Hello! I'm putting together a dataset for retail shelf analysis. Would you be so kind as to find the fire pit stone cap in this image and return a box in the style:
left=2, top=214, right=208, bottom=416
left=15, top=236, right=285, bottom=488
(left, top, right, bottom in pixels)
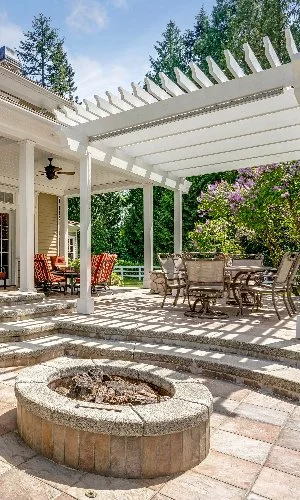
left=15, top=358, right=213, bottom=436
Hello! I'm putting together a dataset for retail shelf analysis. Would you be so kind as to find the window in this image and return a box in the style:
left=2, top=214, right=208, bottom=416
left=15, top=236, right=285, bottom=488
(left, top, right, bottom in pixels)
left=68, top=236, right=76, bottom=261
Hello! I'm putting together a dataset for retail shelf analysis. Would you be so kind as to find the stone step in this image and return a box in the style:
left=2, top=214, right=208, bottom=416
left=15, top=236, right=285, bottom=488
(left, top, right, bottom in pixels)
left=0, top=291, right=44, bottom=304
left=56, top=315, right=300, bottom=368
left=0, top=334, right=300, bottom=401
left=0, top=298, right=76, bottom=322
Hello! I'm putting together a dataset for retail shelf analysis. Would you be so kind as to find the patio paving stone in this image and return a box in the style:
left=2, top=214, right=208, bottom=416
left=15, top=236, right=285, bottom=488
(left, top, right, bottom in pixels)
left=158, top=470, right=246, bottom=499
left=193, top=450, right=261, bottom=489
left=231, top=402, right=290, bottom=426
left=277, top=427, right=300, bottom=451
left=266, top=445, right=300, bottom=476
left=0, top=431, right=37, bottom=466
left=211, top=429, right=272, bottom=464
left=219, top=415, right=281, bottom=442
left=251, top=466, right=300, bottom=499
left=64, top=473, right=155, bottom=500
left=0, top=468, right=63, bottom=499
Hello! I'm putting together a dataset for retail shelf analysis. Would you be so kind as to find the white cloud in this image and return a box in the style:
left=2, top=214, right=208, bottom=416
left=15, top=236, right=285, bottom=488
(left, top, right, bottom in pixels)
left=70, top=51, right=148, bottom=101
left=0, top=13, right=23, bottom=49
left=66, top=0, right=108, bottom=33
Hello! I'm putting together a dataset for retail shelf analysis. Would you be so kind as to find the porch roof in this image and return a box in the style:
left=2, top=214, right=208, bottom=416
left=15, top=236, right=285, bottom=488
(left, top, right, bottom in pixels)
left=60, top=29, right=300, bottom=183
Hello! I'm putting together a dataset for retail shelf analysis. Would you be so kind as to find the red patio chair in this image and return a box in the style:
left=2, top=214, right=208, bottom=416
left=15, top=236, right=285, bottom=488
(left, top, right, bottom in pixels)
left=0, top=267, right=6, bottom=289
left=93, top=253, right=117, bottom=291
left=34, top=254, right=66, bottom=295
left=75, top=253, right=117, bottom=294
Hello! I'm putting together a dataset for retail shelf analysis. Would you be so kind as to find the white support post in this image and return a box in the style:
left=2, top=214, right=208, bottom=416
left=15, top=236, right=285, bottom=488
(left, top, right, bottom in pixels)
left=77, top=153, right=94, bottom=314
left=19, top=140, right=36, bottom=292
left=296, top=316, right=300, bottom=338
left=143, top=185, right=153, bottom=288
left=59, top=196, right=69, bottom=261
left=174, top=190, right=182, bottom=254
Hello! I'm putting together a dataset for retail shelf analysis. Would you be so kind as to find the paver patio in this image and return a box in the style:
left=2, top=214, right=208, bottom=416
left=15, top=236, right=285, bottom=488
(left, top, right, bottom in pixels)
left=0, top=364, right=299, bottom=499
left=0, top=287, right=299, bottom=499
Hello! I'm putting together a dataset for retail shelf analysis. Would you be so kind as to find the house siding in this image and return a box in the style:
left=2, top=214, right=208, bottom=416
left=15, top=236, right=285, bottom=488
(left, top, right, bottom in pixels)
left=38, top=193, right=58, bottom=258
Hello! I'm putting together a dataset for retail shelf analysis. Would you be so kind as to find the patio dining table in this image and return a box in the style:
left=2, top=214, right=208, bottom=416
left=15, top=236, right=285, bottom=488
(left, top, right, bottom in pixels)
left=225, top=265, right=272, bottom=306
left=53, top=270, right=80, bottom=295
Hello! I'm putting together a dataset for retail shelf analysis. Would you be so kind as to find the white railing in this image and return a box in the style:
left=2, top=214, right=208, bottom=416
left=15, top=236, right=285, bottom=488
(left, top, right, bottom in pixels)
left=114, top=265, right=160, bottom=281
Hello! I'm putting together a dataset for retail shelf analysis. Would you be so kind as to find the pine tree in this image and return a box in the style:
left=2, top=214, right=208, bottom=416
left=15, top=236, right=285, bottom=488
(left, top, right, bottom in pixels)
left=146, top=21, right=186, bottom=84
left=17, top=13, right=77, bottom=99
left=184, top=6, right=211, bottom=70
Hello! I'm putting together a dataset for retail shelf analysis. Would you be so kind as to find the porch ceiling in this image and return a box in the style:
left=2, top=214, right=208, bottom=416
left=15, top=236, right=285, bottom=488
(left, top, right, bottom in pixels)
left=0, top=139, right=144, bottom=197
left=60, top=29, right=300, bottom=181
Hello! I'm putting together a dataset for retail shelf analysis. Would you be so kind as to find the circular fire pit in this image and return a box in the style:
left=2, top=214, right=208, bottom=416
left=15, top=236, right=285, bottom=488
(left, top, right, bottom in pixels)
left=15, top=358, right=212, bottom=478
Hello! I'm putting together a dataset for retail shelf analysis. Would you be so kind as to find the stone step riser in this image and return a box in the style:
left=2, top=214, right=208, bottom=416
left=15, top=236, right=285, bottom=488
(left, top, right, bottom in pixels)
left=0, top=292, right=44, bottom=304
left=0, top=309, right=74, bottom=323
left=0, top=340, right=299, bottom=402
left=61, top=328, right=300, bottom=368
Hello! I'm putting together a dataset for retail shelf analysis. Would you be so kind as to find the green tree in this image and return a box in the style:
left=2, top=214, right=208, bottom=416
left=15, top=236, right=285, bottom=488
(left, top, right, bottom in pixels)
left=184, top=6, right=211, bottom=69
left=146, top=20, right=187, bottom=84
left=17, top=13, right=77, bottom=99
left=68, top=192, right=124, bottom=258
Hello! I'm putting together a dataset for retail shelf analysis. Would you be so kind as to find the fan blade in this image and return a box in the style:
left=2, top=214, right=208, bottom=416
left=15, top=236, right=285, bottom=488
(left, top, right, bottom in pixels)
left=57, top=171, right=75, bottom=175
left=54, top=166, right=62, bottom=172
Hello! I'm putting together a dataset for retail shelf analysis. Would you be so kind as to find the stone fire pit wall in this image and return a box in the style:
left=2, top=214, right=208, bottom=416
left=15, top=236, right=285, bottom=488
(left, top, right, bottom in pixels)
left=15, top=358, right=213, bottom=479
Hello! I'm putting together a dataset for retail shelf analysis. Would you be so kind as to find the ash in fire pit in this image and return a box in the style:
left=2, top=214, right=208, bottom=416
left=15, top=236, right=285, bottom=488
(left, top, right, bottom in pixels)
left=53, top=368, right=170, bottom=405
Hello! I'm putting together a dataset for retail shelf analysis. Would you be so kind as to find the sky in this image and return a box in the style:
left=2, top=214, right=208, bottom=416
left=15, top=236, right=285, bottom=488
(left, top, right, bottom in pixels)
left=0, top=0, right=215, bottom=100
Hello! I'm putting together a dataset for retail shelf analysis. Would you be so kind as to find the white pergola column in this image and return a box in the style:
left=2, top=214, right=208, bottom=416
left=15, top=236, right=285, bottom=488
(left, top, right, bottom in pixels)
left=143, top=185, right=153, bottom=288
left=59, top=196, right=68, bottom=261
left=77, top=153, right=94, bottom=314
left=174, top=190, right=182, bottom=254
left=19, top=140, right=35, bottom=292
left=296, top=317, right=300, bottom=338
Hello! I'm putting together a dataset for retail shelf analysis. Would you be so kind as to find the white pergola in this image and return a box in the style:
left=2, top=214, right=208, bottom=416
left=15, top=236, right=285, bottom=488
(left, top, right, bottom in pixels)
left=6, top=29, right=300, bottom=333
left=55, top=29, right=300, bottom=323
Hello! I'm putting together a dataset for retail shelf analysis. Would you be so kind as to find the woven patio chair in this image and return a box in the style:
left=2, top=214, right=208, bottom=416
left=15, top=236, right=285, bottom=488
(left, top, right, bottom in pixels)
left=157, top=253, right=186, bottom=308
left=238, top=252, right=298, bottom=319
left=182, top=254, right=227, bottom=318
left=34, top=254, right=66, bottom=295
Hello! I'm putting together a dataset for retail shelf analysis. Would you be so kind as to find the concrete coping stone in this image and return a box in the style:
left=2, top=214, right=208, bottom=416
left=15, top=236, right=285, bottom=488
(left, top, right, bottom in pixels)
left=15, top=358, right=213, bottom=436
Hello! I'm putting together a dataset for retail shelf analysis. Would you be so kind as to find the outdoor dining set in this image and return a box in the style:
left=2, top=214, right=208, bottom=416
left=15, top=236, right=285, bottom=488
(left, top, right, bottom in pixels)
left=157, top=252, right=300, bottom=320
left=33, top=253, right=117, bottom=296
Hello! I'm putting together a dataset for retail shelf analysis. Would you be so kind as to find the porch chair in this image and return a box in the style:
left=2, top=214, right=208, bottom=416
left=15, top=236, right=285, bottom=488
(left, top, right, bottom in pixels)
left=50, top=255, right=67, bottom=271
left=238, top=252, right=298, bottom=319
left=183, top=254, right=227, bottom=318
left=34, top=254, right=66, bottom=295
left=157, top=253, right=186, bottom=308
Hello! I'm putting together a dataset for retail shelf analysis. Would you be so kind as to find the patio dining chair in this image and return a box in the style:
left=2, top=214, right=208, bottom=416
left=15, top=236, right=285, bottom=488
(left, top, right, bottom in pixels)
left=157, top=253, right=186, bottom=308
left=182, top=254, right=227, bottom=318
left=50, top=255, right=67, bottom=271
left=238, top=252, right=298, bottom=319
left=34, top=254, right=66, bottom=295
left=74, top=253, right=117, bottom=294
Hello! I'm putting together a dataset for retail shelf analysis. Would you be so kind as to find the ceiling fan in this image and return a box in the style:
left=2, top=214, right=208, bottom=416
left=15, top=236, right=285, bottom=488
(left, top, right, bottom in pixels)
left=40, top=158, right=75, bottom=180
